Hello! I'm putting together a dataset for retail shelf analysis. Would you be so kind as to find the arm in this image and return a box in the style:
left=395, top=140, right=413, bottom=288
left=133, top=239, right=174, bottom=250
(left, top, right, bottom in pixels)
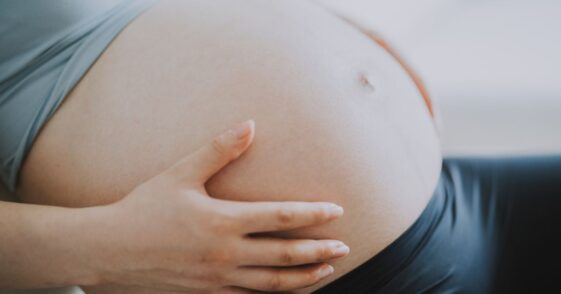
left=1, top=120, right=349, bottom=292
left=0, top=200, right=100, bottom=287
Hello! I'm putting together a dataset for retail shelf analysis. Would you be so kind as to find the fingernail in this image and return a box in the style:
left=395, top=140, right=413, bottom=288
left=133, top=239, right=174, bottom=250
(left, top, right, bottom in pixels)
left=232, top=120, right=255, bottom=139
left=330, top=242, right=350, bottom=256
left=319, top=265, right=334, bottom=278
left=327, top=204, right=344, bottom=217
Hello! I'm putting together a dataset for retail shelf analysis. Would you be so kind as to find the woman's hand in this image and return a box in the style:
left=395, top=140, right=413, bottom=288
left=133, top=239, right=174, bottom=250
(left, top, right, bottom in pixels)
left=88, top=120, right=349, bottom=293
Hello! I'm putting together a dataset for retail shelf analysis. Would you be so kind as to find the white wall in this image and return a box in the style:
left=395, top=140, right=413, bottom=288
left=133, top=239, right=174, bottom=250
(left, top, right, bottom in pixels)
left=320, top=0, right=561, bottom=155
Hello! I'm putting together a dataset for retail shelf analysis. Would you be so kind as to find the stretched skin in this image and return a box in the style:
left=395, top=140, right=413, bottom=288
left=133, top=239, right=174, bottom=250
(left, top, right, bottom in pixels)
left=17, top=1, right=442, bottom=293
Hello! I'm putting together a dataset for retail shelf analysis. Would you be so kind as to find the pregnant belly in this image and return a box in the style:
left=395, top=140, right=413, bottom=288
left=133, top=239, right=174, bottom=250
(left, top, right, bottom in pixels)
left=17, top=0, right=442, bottom=292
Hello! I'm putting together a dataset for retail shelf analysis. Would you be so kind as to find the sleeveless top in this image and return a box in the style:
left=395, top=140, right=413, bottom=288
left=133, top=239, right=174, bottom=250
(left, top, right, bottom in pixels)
left=0, top=0, right=157, bottom=191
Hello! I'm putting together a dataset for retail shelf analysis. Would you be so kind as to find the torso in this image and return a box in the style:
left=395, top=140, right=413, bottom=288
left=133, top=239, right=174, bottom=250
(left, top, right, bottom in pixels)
left=17, top=1, right=442, bottom=292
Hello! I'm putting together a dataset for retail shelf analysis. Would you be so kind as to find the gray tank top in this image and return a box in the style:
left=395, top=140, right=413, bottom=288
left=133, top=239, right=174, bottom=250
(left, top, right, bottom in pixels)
left=0, top=0, right=157, bottom=191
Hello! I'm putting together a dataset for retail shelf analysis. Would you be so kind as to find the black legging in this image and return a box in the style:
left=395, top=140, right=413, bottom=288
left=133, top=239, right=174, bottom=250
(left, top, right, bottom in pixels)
left=315, top=156, right=561, bottom=294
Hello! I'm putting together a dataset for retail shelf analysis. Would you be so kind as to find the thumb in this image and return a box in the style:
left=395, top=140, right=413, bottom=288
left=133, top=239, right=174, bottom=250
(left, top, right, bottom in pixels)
left=166, top=120, right=255, bottom=184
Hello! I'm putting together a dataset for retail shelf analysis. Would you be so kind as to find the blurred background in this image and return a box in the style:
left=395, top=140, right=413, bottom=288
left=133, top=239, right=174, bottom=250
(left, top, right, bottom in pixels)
left=2, top=0, right=560, bottom=293
left=321, top=0, right=561, bottom=155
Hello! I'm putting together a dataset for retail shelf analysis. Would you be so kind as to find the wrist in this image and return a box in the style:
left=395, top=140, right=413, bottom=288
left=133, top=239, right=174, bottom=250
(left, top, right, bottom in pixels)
left=38, top=205, right=112, bottom=287
left=0, top=201, right=113, bottom=288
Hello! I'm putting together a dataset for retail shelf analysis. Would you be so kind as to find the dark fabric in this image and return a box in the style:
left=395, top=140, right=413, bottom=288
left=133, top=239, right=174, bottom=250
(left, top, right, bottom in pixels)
left=315, top=156, right=561, bottom=294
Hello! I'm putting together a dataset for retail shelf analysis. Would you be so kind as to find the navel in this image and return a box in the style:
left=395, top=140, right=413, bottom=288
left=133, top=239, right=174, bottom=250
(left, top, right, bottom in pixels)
left=358, top=72, right=376, bottom=92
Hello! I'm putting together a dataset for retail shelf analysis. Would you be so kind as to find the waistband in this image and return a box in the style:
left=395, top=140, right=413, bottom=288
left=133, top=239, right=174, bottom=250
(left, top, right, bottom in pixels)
left=314, top=170, right=450, bottom=293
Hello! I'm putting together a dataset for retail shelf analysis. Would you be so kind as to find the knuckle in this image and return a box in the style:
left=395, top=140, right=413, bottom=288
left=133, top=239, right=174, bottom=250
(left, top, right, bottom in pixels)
left=266, top=274, right=283, bottom=291
left=276, top=208, right=296, bottom=225
left=211, top=136, right=231, bottom=159
left=307, top=269, right=323, bottom=284
left=313, top=208, right=330, bottom=223
left=316, top=245, right=333, bottom=262
left=216, top=206, right=243, bottom=231
left=279, top=248, right=294, bottom=265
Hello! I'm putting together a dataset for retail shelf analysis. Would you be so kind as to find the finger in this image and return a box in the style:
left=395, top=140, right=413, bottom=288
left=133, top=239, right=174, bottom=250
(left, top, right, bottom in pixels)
left=217, top=286, right=262, bottom=294
left=166, top=120, right=255, bottom=184
left=225, top=201, right=344, bottom=233
left=238, top=237, right=350, bottom=266
left=227, top=263, right=334, bottom=292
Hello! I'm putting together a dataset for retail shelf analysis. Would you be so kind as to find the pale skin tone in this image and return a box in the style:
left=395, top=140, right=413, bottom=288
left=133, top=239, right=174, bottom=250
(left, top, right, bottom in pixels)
left=0, top=120, right=350, bottom=293
left=15, top=1, right=443, bottom=293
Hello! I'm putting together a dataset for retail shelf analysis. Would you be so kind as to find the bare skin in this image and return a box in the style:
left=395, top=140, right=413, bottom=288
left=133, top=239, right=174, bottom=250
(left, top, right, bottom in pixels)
left=17, top=0, right=442, bottom=293
left=1, top=120, right=349, bottom=293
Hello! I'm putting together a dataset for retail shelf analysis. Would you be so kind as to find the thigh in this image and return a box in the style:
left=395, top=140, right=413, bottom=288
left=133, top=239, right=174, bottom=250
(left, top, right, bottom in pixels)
left=446, top=156, right=561, bottom=293
left=490, top=156, right=561, bottom=293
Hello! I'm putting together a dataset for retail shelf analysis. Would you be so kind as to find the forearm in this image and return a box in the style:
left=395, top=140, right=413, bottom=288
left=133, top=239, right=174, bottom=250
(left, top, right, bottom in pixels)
left=0, top=200, right=102, bottom=288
